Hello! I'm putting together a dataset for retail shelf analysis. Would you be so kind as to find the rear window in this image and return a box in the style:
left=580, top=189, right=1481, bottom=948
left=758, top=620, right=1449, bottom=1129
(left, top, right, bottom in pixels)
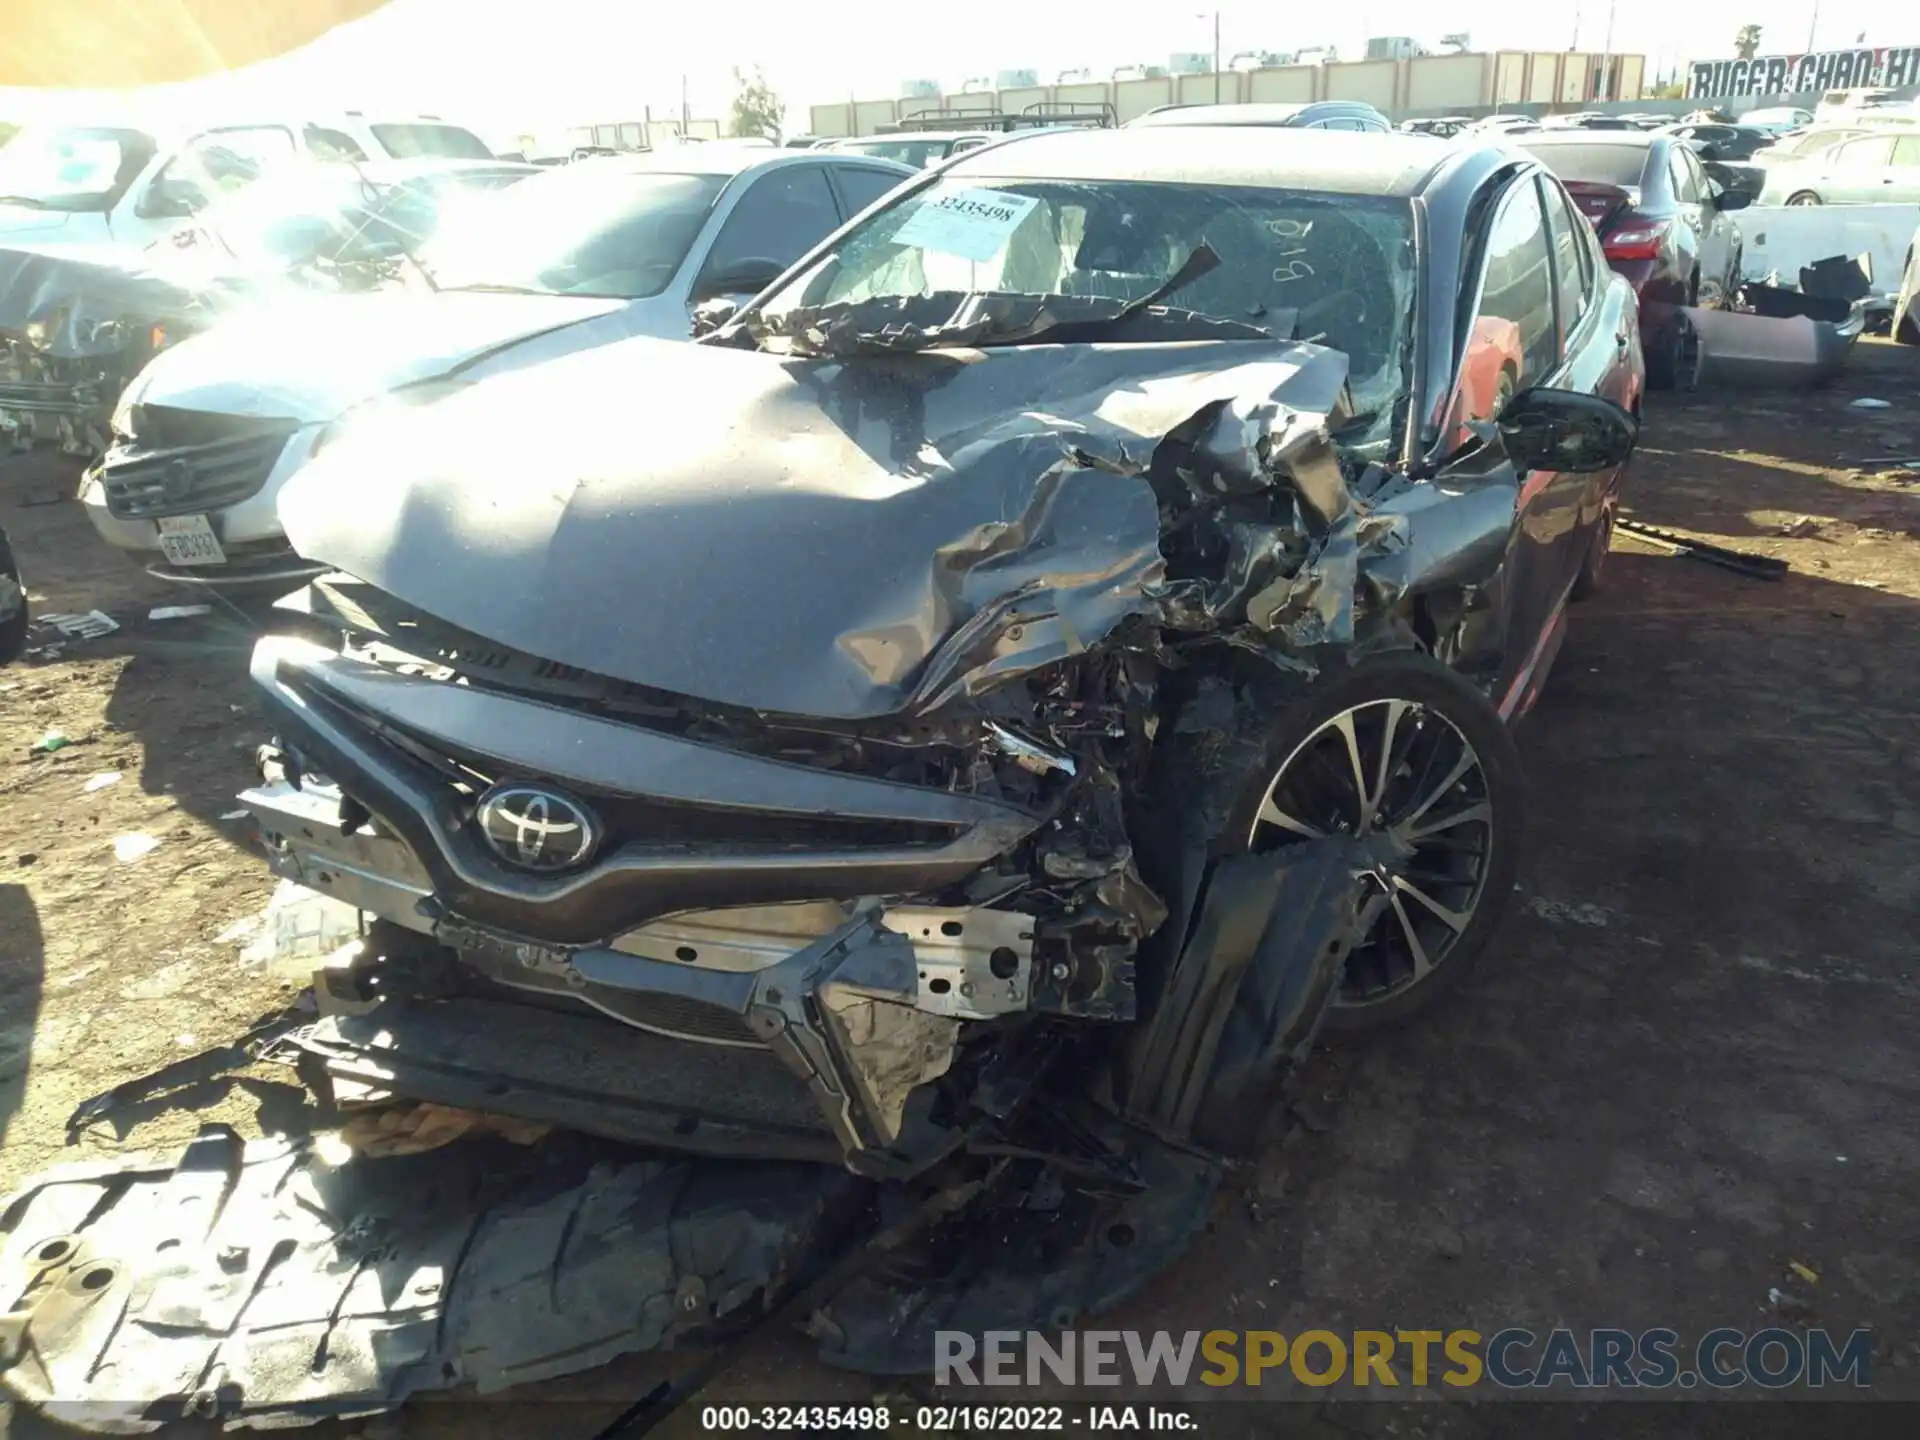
left=1518, top=143, right=1650, bottom=189
left=369, top=124, right=494, bottom=160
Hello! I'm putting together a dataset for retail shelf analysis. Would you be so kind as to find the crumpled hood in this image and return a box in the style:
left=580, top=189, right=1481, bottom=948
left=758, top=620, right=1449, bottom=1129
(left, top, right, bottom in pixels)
left=132, top=289, right=625, bottom=421
left=281, top=331, right=1514, bottom=721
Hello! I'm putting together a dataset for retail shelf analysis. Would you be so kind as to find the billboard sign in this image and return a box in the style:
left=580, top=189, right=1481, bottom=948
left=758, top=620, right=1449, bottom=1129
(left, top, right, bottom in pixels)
left=1687, top=46, right=1920, bottom=98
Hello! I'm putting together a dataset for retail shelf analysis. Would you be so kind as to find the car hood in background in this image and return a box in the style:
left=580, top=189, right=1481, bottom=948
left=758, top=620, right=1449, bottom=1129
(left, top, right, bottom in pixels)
left=132, top=290, right=627, bottom=422
left=277, top=330, right=1421, bottom=721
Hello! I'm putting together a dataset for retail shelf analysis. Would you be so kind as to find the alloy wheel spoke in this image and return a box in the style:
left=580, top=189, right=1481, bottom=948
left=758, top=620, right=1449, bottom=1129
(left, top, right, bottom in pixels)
left=1404, top=800, right=1491, bottom=843
left=1393, top=874, right=1473, bottom=932
left=1393, top=745, right=1477, bottom=833
left=1388, top=892, right=1435, bottom=980
left=1257, top=795, right=1325, bottom=839
left=1330, top=711, right=1372, bottom=831
left=1361, top=699, right=1412, bottom=834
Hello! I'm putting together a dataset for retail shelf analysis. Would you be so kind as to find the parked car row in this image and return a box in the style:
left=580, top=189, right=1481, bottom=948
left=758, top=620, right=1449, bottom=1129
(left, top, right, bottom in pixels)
left=78, top=146, right=915, bottom=585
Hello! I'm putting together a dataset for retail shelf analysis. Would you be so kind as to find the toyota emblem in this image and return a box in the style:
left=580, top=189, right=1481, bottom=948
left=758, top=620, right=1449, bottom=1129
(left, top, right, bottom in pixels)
left=473, top=783, right=601, bottom=872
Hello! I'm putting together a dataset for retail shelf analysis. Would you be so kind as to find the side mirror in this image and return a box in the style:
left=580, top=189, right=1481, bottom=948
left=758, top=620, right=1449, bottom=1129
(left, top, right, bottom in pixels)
left=1715, top=186, right=1753, bottom=211
left=690, top=296, right=740, bottom=337
left=1497, top=387, right=1638, bottom=473
left=693, top=256, right=785, bottom=302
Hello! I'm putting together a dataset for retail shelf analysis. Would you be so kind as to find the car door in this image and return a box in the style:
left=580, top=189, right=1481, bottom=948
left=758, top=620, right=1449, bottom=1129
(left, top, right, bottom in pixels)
left=687, top=163, right=845, bottom=312
left=1886, top=135, right=1920, bottom=203
left=1818, top=135, right=1898, bottom=203
left=1459, top=174, right=1584, bottom=708
left=1680, top=147, right=1739, bottom=302
left=1664, top=143, right=1714, bottom=283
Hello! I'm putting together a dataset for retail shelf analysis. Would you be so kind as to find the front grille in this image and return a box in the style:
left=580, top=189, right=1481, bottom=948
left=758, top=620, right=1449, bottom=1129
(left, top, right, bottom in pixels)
left=102, top=427, right=295, bottom=520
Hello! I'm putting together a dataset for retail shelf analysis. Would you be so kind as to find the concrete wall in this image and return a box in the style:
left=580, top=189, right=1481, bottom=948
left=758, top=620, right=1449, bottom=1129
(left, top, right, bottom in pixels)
left=808, top=50, right=1646, bottom=135
left=1493, top=52, right=1528, bottom=106
left=1405, top=52, right=1488, bottom=111
left=1248, top=66, right=1318, bottom=103
left=1525, top=54, right=1561, bottom=103
left=1114, top=76, right=1175, bottom=121
left=1324, top=60, right=1397, bottom=109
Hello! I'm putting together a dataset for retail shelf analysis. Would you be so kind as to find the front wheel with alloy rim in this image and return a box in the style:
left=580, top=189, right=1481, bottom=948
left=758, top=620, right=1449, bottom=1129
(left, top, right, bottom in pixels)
left=1223, top=652, right=1524, bottom=1032
left=1786, top=191, right=1822, bottom=206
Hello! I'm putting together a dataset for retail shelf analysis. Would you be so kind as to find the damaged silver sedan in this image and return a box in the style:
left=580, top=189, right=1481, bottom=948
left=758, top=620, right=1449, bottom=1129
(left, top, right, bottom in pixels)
left=1, top=128, right=1644, bottom=1427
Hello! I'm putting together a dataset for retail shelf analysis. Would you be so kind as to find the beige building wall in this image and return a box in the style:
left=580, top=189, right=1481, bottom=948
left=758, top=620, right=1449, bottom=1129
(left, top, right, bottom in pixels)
left=1405, top=53, right=1489, bottom=110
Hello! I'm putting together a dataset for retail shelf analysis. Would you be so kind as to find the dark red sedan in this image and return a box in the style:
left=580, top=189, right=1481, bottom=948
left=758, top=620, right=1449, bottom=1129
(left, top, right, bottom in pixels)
left=1518, top=131, right=1750, bottom=387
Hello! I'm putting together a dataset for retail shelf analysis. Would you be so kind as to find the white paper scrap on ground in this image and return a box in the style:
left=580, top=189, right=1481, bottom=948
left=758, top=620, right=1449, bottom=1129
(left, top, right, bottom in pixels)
left=113, top=833, right=160, bottom=863
left=891, top=189, right=1041, bottom=263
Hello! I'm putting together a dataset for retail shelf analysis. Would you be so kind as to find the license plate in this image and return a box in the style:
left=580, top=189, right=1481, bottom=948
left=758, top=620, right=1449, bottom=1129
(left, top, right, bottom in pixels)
left=155, top=513, right=226, bottom=567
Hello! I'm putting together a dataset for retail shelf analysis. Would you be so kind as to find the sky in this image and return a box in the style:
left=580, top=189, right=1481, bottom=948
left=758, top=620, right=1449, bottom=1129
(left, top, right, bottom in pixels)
left=0, top=0, right=1902, bottom=143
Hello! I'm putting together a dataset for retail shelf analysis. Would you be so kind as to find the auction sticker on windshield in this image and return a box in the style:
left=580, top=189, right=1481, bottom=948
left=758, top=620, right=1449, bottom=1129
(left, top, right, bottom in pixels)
left=892, top=189, right=1040, bottom=263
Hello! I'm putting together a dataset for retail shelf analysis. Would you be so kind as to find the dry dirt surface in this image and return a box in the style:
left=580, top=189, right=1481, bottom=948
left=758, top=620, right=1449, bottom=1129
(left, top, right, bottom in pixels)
left=3, top=339, right=1920, bottom=1437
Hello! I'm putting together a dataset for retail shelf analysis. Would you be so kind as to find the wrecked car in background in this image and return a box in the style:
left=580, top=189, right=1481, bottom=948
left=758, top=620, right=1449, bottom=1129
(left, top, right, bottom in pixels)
left=77, top=147, right=912, bottom=587
left=1519, top=130, right=1751, bottom=387
left=0, top=523, right=24, bottom=665
left=0, top=128, right=1643, bottom=1429
left=0, top=113, right=497, bottom=254
left=0, top=158, right=535, bottom=454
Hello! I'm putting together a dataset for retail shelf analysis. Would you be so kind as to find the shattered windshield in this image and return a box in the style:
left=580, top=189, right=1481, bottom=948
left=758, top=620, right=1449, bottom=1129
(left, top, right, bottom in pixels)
left=0, top=125, right=157, bottom=212
left=751, top=175, right=1417, bottom=447
left=419, top=167, right=726, bottom=297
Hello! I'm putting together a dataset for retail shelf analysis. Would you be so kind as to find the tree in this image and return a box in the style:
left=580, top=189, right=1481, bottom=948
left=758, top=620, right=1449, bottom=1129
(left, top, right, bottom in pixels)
left=0, top=122, right=16, bottom=148
left=729, top=68, right=784, bottom=141
left=1734, top=24, right=1763, bottom=60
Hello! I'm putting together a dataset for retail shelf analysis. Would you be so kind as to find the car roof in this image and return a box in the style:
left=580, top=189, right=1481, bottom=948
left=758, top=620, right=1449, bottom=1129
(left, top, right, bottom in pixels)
left=1518, top=129, right=1656, bottom=150
left=828, top=132, right=993, bottom=148
left=942, top=126, right=1447, bottom=195
left=1130, top=101, right=1379, bottom=128
left=580, top=147, right=913, bottom=179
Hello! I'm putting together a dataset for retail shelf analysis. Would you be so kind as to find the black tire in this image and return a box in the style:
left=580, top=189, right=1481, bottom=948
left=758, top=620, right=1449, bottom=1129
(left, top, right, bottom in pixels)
left=1569, top=506, right=1614, bottom=601
left=1644, top=274, right=1700, bottom=391
left=1786, top=191, right=1822, bottom=206
left=1145, top=651, right=1525, bottom=1047
left=0, top=529, right=26, bottom=667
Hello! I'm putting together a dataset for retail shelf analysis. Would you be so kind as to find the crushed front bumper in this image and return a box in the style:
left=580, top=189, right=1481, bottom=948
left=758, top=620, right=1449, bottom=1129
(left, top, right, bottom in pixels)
left=241, top=636, right=1053, bottom=1176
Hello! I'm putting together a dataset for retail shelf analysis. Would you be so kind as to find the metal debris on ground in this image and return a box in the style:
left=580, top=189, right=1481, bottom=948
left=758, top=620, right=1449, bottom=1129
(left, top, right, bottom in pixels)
left=0, top=1125, right=865, bottom=1432
left=147, top=604, right=214, bottom=621
left=35, top=610, right=118, bottom=640
left=1614, top=518, right=1789, bottom=580
left=1848, top=398, right=1892, bottom=410
left=1682, top=299, right=1862, bottom=389
left=111, top=833, right=161, bottom=863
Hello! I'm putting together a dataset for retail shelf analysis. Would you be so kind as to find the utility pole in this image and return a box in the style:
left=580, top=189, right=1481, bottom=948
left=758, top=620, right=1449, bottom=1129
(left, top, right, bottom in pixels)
left=1806, top=2, right=1821, bottom=53
left=1214, top=11, right=1222, bottom=104
left=1598, top=0, right=1616, bottom=100
left=681, top=73, right=689, bottom=137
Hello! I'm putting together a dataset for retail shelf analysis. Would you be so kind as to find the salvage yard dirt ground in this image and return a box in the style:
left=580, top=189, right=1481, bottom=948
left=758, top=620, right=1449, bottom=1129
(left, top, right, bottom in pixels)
left=3, top=341, right=1920, bottom=1434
